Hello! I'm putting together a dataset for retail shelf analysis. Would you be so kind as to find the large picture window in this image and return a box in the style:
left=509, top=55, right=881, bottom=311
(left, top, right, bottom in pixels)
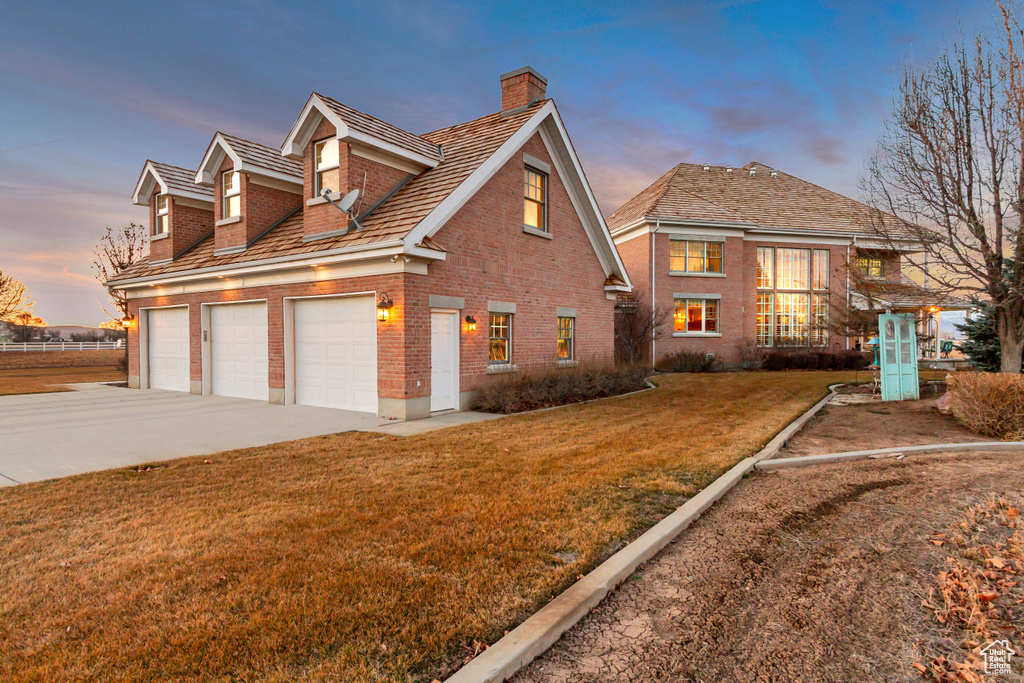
left=775, top=293, right=809, bottom=346
left=489, top=313, right=511, bottom=364
left=756, top=247, right=773, bottom=289
left=314, top=139, right=341, bottom=196
left=757, top=293, right=773, bottom=347
left=776, top=248, right=809, bottom=289
left=557, top=316, right=574, bottom=360
left=669, top=240, right=724, bottom=274
left=673, top=298, right=718, bottom=334
left=812, top=294, right=829, bottom=346
left=812, top=250, right=829, bottom=290
left=222, top=171, right=240, bottom=219
left=524, top=167, right=547, bottom=232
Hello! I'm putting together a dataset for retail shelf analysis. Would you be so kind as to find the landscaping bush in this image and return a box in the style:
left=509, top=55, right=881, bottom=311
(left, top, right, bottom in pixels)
left=735, top=340, right=766, bottom=370
left=762, top=349, right=872, bottom=371
left=946, top=372, right=1024, bottom=440
left=656, top=350, right=722, bottom=373
left=474, top=363, right=650, bottom=413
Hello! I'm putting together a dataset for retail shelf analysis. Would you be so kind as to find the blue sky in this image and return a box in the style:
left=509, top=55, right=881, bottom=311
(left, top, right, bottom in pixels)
left=0, top=0, right=995, bottom=325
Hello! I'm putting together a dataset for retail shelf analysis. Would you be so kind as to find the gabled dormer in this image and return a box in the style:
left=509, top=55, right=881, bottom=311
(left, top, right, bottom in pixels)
left=195, top=132, right=304, bottom=255
left=132, top=161, right=215, bottom=266
left=281, top=93, right=442, bottom=241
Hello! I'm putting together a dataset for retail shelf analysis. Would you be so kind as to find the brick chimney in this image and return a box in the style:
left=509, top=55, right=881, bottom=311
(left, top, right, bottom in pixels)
left=500, top=67, right=547, bottom=113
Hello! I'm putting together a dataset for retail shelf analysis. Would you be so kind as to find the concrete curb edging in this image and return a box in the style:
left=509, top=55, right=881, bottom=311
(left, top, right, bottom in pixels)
left=756, top=441, right=1024, bottom=470
left=443, top=383, right=842, bottom=683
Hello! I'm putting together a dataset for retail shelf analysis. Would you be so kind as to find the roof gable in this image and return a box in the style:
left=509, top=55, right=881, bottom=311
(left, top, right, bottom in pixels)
left=132, top=160, right=213, bottom=207
left=195, top=132, right=302, bottom=187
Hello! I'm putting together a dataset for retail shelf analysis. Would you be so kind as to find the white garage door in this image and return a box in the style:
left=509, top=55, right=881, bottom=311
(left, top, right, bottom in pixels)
left=148, top=307, right=190, bottom=392
left=294, top=296, right=377, bottom=413
left=210, top=302, right=268, bottom=401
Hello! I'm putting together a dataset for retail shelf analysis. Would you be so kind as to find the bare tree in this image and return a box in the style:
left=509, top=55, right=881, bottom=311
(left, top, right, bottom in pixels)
left=863, top=2, right=1024, bottom=373
left=9, top=311, right=45, bottom=343
left=92, top=223, right=147, bottom=322
left=614, top=287, right=670, bottom=365
left=0, top=269, right=32, bottom=319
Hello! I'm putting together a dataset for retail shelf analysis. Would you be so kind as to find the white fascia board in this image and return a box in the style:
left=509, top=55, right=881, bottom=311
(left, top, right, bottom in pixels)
left=132, top=161, right=166, bottom=206
left=344, top=129, right=437, bottom=170
left=111, top=240, right=407, bottom=289
left=854, top=238, right=926, bottom=251
left=648, top=216, right=756, bottom=230
left=237, top=163, right=303, bottom=189
left=611, top=220, right=746, bottom=245
left=405, top=244, right=447, bottom=261
left=195, top=133, right=242, bottom=185
left=281, top=95, right=349, bottom=159
left=743, top=232, right=852, bottom=246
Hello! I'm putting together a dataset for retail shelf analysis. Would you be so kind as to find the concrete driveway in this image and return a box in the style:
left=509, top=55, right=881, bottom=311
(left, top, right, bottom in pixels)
left=0, top=384, right=388, bottom=486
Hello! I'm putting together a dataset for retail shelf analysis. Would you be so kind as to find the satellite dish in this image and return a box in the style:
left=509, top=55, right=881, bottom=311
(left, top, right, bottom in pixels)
left=337, top=189, right=360, bottom=213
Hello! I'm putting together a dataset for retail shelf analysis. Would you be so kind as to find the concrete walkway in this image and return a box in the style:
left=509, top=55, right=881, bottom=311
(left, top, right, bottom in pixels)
left=0, top=383, right=501, bottom=486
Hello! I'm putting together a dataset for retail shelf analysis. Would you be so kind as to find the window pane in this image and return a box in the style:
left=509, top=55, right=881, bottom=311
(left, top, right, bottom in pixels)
left=858, top=256, right=883, bottom=278
left=673, top=299, right=686, bottom=332
left=223, top=171, right=237, bottom=195
left=524, top=199, right=542, bottom=229
left=813, top=250, right=829, bottom=290
left=705, top=242, right=723, bottom=273
left=757, top=247, right=773, bottom=289
left=156, top=195, right=168, bottom=214
left=524, top=168, right=546, bottom=231
left=315, top=139, right=339, bottom=171
left=775, top=293, right=809, bottom=346
left=669, top=241, right=686, bottom=272
left=686, top=242, right=704, bottom=273
left=157, top=214, right=169, bottom=234
left=489, top=314, right=510, bottom=364
left=317, top=168, right=341, bottom=195
left=757, top=293, right=773, bottom=346
left=557, top=316, right=573, bottom=360
left=812, top=294, right=829, bottom=346
left=705, top=300, right=718, bottom=333
left=226, top=195, right=240, bottom=218
left=687, top=299, right=703, bottom=332
left=777, top=248, right=809, bottom=289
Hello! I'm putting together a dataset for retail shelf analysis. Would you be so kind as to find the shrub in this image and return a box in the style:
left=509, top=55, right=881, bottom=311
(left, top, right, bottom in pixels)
left=947, top=372, right=1024, bottom=440
left=762, top=349, right=872, bottom=371
left=735, top=340, right=766, bottom=370
left=474, top=363, right=650, bottom=413
left=655, top=350, right=721, bottom=373
left=115, top=353, right=128, bottom=374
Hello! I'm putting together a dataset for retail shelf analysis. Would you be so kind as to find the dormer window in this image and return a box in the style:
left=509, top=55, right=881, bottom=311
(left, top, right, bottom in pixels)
left=314, top=139, right=340, bottom=196
left=155, top=195, right=169, bottom=234
left=524, top=167, right=547, bottom=232
left=222, top=171, right=240, bottom=219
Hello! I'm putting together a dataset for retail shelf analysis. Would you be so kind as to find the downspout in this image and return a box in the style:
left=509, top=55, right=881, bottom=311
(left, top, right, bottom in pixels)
left=846, top=240, right=852, bottom=350
left=651, top=219, right=659, bottom=364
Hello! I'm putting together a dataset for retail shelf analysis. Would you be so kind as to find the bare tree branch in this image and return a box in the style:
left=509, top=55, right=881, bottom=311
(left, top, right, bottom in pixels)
left=92, top=223, right=147, bottom=322
left=0, top=269, right=33, bottom=320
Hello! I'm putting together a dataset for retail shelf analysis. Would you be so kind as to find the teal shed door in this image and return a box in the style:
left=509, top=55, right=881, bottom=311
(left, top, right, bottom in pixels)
left=879, top=313, right=919, bottom=401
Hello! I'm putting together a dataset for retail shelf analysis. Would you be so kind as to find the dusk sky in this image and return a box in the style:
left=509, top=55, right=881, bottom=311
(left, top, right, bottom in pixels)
left=0, top=0, right=996, bottom=326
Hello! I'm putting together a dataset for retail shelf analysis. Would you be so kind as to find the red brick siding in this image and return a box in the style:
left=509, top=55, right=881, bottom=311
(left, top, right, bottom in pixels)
left=213, top=156, right=301, bottom=251
left=500, top=72, right=546, bottom=111
left=854, top=248, right=902, bottom=282
left=149, top=196, right=214, bottom=263
left=348, top=152, right=410, bottom=214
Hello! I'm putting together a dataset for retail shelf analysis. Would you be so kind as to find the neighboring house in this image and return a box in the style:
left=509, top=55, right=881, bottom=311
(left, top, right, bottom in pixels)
left=107, top=68, right=630, bottom=420
left=607, top=161, right=959, bottom=363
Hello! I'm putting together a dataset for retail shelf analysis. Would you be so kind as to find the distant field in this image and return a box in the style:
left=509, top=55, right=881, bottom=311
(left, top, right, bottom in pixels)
left=0, top=366, right=126, bottom=395
left=0, top=350, right=123, bottom=370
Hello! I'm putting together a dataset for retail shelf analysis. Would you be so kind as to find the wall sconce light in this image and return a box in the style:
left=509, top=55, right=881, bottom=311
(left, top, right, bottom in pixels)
left=465, top=315, right=477, bottom=332
left=121, top=314, right=134, bottom=329
left=376, top=293, right=393, bottom=322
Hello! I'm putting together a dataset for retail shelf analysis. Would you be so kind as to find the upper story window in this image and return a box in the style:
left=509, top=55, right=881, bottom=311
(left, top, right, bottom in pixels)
left=155, top=195, right=169, bottom=234
left=314, top=139, right=340, bottom=196
left=812, top=249, right=829, bottom=290
left=557, top=316, right=574, bottom=360
left=776, top=248, right=809, bottom=289
left=489, top=313, right=511, bottom=365
left=669, top=240, right=724, bottom=274
left=524, top=167, right=547, bottom=232
left=857, top=256, right=883, bottom=278
left=222, top=171, right=240, bottom=219
left=756, top=247, right=774, bottom=289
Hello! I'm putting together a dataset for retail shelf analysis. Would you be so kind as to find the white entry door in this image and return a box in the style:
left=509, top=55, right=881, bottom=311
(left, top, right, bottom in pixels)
left=430, top=310, right=459, bottom=412
left=148, top=307, right=189, bottom=392
left=293, top=296, right=377, bottom=413
left=210, top=302, right=268, bottom=401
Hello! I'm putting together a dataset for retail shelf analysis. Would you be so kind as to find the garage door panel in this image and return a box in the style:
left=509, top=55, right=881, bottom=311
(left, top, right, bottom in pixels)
left=294, top=296, right=377, bottom=413
left=210, top=302, right=268, bottom=401
left=148, top=307, right=190, bottom=392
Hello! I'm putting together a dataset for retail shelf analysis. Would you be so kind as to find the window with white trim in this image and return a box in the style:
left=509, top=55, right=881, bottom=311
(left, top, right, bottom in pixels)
left=489, top=313, right=511, bottom=364
left=155, top=194, right=169, bottom=234
left=812, top=294, right=829, bottom=346
left=314, top=139, right=341, bottom=196
left=756, top=247, right=773, bottom=289
left=776, top=248, right=810, bottom=289
left=222, top=171, right=240, bottom=219
left=557, top=316, right=574, bottom=360
left=524, top=167, right=547, bottom=231
left=669, top=240, right=723, bottom=274
left=857, top=255, right=883, bottom=278
left=775, top=293, right=809, bottom=346
left=674, top=298, right=718, bottom=334
left=757, top=293, right=773, bottom=347
left=812, top=250, right=829, bottom=290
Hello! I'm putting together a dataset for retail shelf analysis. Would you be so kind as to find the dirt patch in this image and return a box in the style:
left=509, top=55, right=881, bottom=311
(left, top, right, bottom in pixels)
left=0, top=350, right=123, bottom=370
left=0, top=366, right=126, bottom=395
left=776, top=393, right=985, bottom=457
left=513, top=451, right=1024, bottom=683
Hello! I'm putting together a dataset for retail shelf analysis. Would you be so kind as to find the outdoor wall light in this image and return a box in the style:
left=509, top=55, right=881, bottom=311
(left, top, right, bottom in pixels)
left=121, top=314, right=134, bottom=329
left=376, top=293, right=393, bottom=323
left=465, top=315, right=477, bottom=332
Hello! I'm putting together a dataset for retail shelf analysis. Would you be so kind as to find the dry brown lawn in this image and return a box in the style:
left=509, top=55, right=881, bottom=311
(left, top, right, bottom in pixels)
left=0, top=366, right=126, bottom=395
left=0, top=349, right=124, bottom=370
left=0, top=371, right=857, bottom=682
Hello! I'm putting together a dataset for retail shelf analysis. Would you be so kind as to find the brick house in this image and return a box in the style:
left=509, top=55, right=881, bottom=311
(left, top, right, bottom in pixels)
left=608, top=161, right=955, bottom=364
left=109, top=67, right=630, bottom=420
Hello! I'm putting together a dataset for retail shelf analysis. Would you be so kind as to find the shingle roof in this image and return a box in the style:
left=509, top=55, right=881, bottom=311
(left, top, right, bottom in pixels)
left=856, top=280, right=973, bottom=309
left=607, top=161, right=910, bottom=237
left=147, top=161, right=214, bottom=198
left=220, top=132, right=302, bottom=178
left=315, top=93, right=442, bottom=163
left=110, top=101, right=547, bottom=283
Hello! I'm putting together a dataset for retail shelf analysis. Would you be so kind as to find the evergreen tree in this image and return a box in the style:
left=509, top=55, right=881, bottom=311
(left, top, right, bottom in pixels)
left=955, top=305, right=1005, bottom=372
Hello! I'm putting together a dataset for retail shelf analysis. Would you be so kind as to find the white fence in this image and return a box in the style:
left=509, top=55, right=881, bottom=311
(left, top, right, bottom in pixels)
left=0, top=341, right=123, bottom=352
